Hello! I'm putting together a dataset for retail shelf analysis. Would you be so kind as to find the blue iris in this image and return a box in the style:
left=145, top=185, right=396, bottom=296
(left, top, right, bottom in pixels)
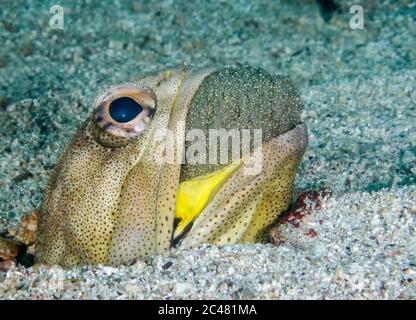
left=109, top=97, right=143, bottom=123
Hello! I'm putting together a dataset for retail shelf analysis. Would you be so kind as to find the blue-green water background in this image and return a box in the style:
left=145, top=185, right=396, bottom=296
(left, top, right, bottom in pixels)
left=0, top=0, right=415, bottom=225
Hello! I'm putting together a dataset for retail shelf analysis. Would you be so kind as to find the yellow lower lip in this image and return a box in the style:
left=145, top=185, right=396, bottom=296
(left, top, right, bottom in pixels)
left=174, top=161, right=242, bottom=238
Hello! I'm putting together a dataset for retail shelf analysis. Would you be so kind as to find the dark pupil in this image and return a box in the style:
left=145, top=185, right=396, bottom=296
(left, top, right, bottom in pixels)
left=109, top=97, right=143, bottom=123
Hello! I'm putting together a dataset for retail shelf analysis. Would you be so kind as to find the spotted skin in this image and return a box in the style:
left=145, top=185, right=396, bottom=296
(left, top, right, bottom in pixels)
left=35, top=66, right=308, bottom=267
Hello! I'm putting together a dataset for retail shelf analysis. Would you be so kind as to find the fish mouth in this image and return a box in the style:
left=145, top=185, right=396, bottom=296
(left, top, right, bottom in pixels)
left=171, top=122, right=308, bottom=248
left=172, top=121, right=307, bottom=245
left=172, top=161, right=243, bottom=244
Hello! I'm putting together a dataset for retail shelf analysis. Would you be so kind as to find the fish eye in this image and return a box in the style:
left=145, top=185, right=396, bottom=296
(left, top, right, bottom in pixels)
left=109, top=97, right=144, bottom=123
left=91, top=83, right=156, bottom=147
